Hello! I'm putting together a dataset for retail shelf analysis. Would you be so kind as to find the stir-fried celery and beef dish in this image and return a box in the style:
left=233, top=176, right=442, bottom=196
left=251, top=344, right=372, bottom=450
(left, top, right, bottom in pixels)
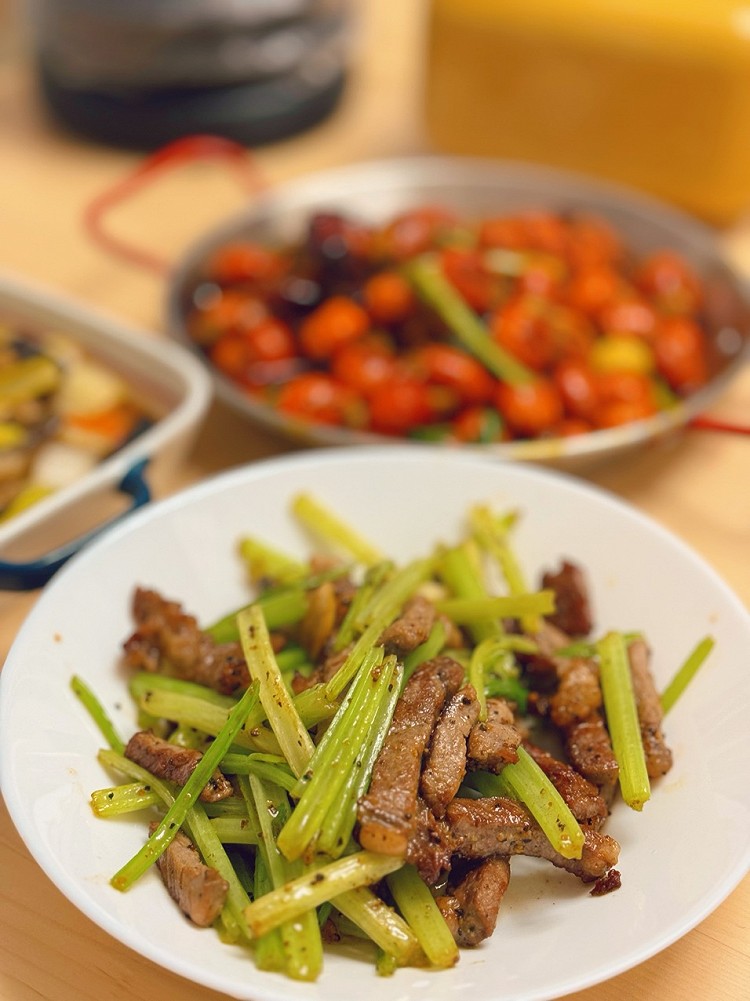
left=182, top=205, right=713, bottom=443
left=77, top=494, right=709, bottom=982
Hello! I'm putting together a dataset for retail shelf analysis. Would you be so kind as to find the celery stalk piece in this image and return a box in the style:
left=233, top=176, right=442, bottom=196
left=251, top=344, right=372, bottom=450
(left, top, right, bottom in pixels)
left=109, top=681, right=261, bottom=891
left=333, top=886, right=424, bottom=967
left=70, top=675, right=125, bottom=754
left=237, top=605, right=315, bottom=777
left=404, top=254, right=534, bottom=385
left=90, top=781, right=160, bottom=817
left=134, top=688, right=281, bottom=756
left=386, top=865, right=459, bottom=968
left=209, top=817, right=260, bottom=845
left=470, top=504, right=541, bottom=635
left=468, top=636, right=520, bottom=720
left=207, top=588, right=309, bottom=643
left=660, top=635, right=715, bottom=715
left=325, top=557, right=434, bottom=699
left=291, top=492, right=384, bottom=566
left=252, top=851, right=288, bottom=972
left=220, top=752, right=297, bottom=792
left=316, top=658, right=403, bottom=857
left=241, top=773, right=324, bottom=982
left=436, top=591, right=555, bottom=624
left=278, top=649, right=391, bottom=862
left=474, top=747, right=585, bottom=859
left=333, top=561, right=393, bottom=652
left=243, top=852, right=404, bottom=938
left=129, top=672, right=238, bottom=710
left=98, top=749, right=252, bottom=938
left=597, top=631, right=651, bottom=811
left=437, top=542, right=505, bottom=644
left=238, top=536, right=308, bottom=585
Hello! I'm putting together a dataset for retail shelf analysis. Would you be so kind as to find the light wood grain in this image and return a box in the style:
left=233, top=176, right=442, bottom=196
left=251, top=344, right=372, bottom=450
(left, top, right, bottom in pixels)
left=0, top=2, right=748, bottom=1000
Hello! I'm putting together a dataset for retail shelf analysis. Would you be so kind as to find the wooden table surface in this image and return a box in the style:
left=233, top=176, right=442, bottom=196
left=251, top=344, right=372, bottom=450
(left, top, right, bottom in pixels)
left=0, top=3, right=748, bottom=1000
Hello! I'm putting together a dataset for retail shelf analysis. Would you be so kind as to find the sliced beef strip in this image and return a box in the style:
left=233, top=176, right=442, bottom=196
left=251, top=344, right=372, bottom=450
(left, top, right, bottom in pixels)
left=149, top=822, right=228, bottom=927
left=125, top=730, right=233, bottom=803
left=628, top=637, right=673, bottom=778
left=548, top=658, right=602, bottom=729
left=436, top=856, right=511, bottom=947
left=564, top=715, right=619, bottom=804
left=541, top=560, right=593, bottom=637
left=467, top=697, right=522, bottom=772
left=357, top=656, right=464, bottom=856
left=379, top=595, right=437, bottom=657
left=123, top=587, right=250, bottom=695
left=446, top=796, right=620, bottom=882
left=420, top=684, right=480, bottom=818
left=523, top=741, right=609, bottom=827
left=405, top=798, right=453, bottom=886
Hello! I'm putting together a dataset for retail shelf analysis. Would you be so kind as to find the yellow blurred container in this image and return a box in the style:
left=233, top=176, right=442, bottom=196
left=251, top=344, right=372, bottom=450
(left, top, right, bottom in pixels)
left=424, top=0, right=750, bottom=225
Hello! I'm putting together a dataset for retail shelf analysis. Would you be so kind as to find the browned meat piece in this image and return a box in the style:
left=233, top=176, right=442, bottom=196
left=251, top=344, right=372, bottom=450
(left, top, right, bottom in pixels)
left=565, top=715, right=619, bottom=803
left=125, top=731, right=233, bottom=803
left=589, top=868, right=622, bottom=896
left=523, top=741, right=609, bottom=827
left=379, top=595, right=436, bottom=656
left=549, top=658, right=602, bottom=729
left=628, top=637, right=673, bottom=778
left=467, top=697, right=522, bottom=772
left=421, top=685, right=480, bottom=817
left=436, top=856, right=511, bottom=947
left=405, top=798, right=452, bottom=885
left=541, top=560, right=593, bottom=636
left=123, top=587, right=250, bottom=695
left=446, top=796, right=620, bottom=882
left=149, top=822, right=228, bottom=926
left=357, top=656, right=464, bottom=856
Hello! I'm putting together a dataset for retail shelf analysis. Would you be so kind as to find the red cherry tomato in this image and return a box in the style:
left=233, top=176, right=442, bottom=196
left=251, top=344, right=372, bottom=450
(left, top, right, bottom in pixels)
left=367, top=378, right=436, bottom=435
left=553, top=358, right=601, bottom=422
left=566, top=265, right=626, bottom=318
left=635, top=250, right=703, bottom=314
left=407, top=344, right=496, bottom=405
left=362, top=271, right=416, bottom=325
left=490, top=294, right=558, bottom=371
left=440, top=247, right=500, bottom=312
left=598, top=296, right=658, bottom=339
left=495, top=378, right=564, bottom=437
left=298, top=296, right=370, bottom=359
left=596, top=398, right=658, bottom=428
left=276, top=373, right=365, bottom=427
left=553, top=417, right=595, bottom=437
left=207, top=241, right=286, bottom=285
left=565, top=215, right=623, bottom=270
left=451, top=406, right=507, bottom=443
left=593, top=371, right=658, bottom=428
left=331, top=338, right=397, bottom=396
left=379, top=206, right=457, bottom=260
left=652, top=315, right=708, bottom=392
left=188, top=290, right=267, bottom=346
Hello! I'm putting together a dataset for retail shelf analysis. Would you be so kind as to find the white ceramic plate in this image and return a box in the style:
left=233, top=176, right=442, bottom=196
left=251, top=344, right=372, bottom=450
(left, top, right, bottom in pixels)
left=2, top=446, right=749, bottom=1001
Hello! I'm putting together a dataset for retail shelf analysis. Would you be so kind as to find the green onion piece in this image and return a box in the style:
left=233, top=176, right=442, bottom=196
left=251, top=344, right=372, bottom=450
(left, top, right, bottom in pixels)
left=402, top=619, right=446, bottom=686
left=291, top=493, right=384, bottom=566
left=109, top=681, right=261, bottom=891
left=237, top=605, right=315, bottom=777
left=70, top=675, right=125, bottom=754
left=243, top=852, right=404, bottom=938
left=660, top=635, right=715, bottom=715
left=386, top=865, right=459, bottom=968
left=597, top=631, right=651, bottom=811
left=436, top=591, right=555, bottom=624
left=90, top=782, right=160, bottom=817
left=404, top=254, right=534, bottom=385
